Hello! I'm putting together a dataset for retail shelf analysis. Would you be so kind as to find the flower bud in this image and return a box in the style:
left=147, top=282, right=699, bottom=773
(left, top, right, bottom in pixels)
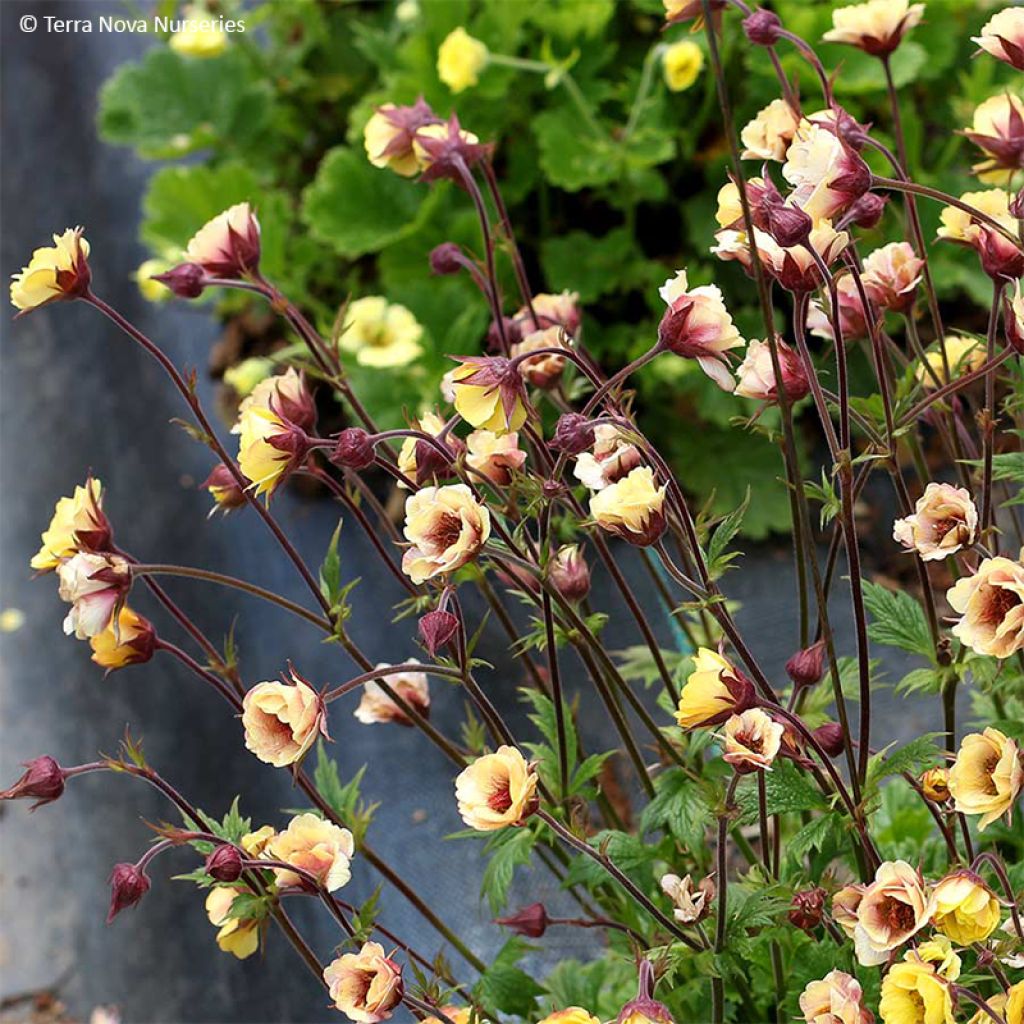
left=551, top=413, right=596, bottom=455
left=488, top=315, right=522, bottom=351
left=430, top=242, right=465, bottom=276
left=107, top=862, right=151, bottom=923
left=205, top=844, right=244, bottom=883
left=185, top=202, right=261, bottom=279
left=0, top=755, right=67, bottom=810
left=786, top=641, right=826, bottom=688
left=1010, top=188, right=1024, bottom=220
left=495, top=901, right=549, bottom=938
left=919, top=766, right=951, bottom=803
left=813, top=722, right=846, bottom=758
left=743, top=8, right=783, bottom=45
left=549, top=545, right=591, bottom=604
left=331, top=428, right=377, bottom=470
left=419, top=609, right=459, bottom=657
left=202, top=464, right=247, bottom=513
left=766, top=200, right=813, bottom=249
left=152, top=262, right=205, bottom=299
left=414, top=437, right=454, bottom=486
left=789, top=886, right=827, bottom=933
left=617, top=961, right=673, bottom=1024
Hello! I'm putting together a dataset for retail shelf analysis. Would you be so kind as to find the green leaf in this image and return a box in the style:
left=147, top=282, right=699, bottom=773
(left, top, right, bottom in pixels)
left=540, top=228, right=642, bottom=304
left=736, top=761, right=828, bottom=824
left=542, top=956, right=636, bottom=1020
left=480, top=828, right=536, bottom=914
left=319, top=518, right=344, bottom=607
left=563, top=829, right=657, bottom=889
left=640, top=768, right=714, bottom=854
left=532, top=106, right=620, bottom=192
left=705, top=488, right=749, bottom=579
left=866, top=734, right=943, bottom=790
left=861, top=580, right=935, bottom=661
left=473, top=937, right=544, bottom=1018
left=785, top=812, right=845, bottom=865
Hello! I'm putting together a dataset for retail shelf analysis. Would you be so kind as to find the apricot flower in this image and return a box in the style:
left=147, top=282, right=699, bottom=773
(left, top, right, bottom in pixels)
left=892, top=483, right=978, bottom=561
left=323, top=941, right=403, bottom=1023
left=973, top=9, right=1024, bottom=71
left=355, top=662, right=430, bottom=726
left=948, top=728, right=1023, bottom=830
left=589, top=467, right=667, bottom=546
left=948, top=557, right=1024, bottom=658
left=455, top=746, right=538, bottom=831
left=268, top=812, right=354, bottom=892
left=401, top=484, right=491, bottom=584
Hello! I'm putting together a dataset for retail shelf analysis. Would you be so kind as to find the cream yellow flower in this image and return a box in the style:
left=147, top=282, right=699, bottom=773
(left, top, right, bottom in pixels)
left=455, top=745, right=538, bottom=831
left=168, top=8, right=228, bottom=59
left=915, top=335, right=986, bottom=388
left=937, top=188, right=1023, bottom=278
left=236, top=366, right=315, bottom=430
left=662, top=41, right=704, bottom=92
left=397, top=410, right=450, bottom=486
left=973, top=9, right=1024, bottom=71
left=241, top=825, right=276, bottom=857
left=967, top=994, right=1009, bottom=1024
left=421, top=1008, right=472, bottom=1024
left=89, top=606, right=155, bottom=672
left=242, top=672, right=326, bottom=768
left=853, top=860, right=934, bottom=966
left=832, top=884, right=866, bottom=938
left=516, top=291, right=581, bottom=335
left=920, top=767, right=951, bottom=803
left=135, top=258, right=172, bottom=302
left=450, top=360, right=528, bottom=435
left=879, top=944, right=958, bottom=1024
left=799, top=970, right=873, bottom=1024
left=948, top=558, right=1024, bottom=659
left=735, top=338, right=810, bottom=403
left=205, top=886, right=261, bottom=959
left=932, top=870, right=1001, bottom=945
left=185, top=202, right=260, bottom=277
left=412, top=121, right=482, bottom=172
left=510, top=326, right=567, bottom=390
left=675, top=648, right=755, bottom=730
left=1008, top=983, right=1023, bottom=1024
left=465, top=429, right=526, bottom=486
left=965, top=93, right=1024, bottom=185
left=782, top=121, right=871, bottom=224
left=10, top=227, right=91, bottom=312
left=722, top=708, right=784, bottom=772
left=401, top=484, right=491, bottom=584
left=364, top=99, right=439, bottom=176
left=58, top=552, right=131, bottom=640
left=31, top=478, right=110, bottom=572
left=236, top=407, right=303, bottom=500
left=340, top=296, right=424, bottom=369
left=589, top=466, right=667, bottom=546
left=323, top=941, right=403, bottom=1024
left=355, top=662, right=430, bottom=726
left=741, top=98, right=801, bottom=162
left=893, top=483, right=978, bottom=562
left=268, top=812, right=354, bottom=892
left=823, top=0, right=925, bottom=56
left=224, top=356, right=274, bottom=398
left=438, top=28, right=488, bottom=93
left=573, top=424, right=642, bottom=491
left=948, top=728, right=1023, bottom=830
left=538, top=1010, right=600, bottom=1024
left=660, top=873, right=714, bottom=924
left=861, top=241, right=924, bottom=313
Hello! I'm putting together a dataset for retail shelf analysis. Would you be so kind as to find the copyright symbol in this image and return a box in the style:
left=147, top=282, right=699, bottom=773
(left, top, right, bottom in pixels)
left=20, top=14, right=37, bottom=31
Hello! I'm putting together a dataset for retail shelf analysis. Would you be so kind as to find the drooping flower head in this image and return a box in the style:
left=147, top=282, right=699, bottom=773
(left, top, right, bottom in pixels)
left=948, top=728, right=1023, bottom=830
left=878, top=939, right=959, bottom=1024
left=675, top=648, right=756, bottom=730
left=268, top=812, right=355, bottom=892
left=455, top=745, right=539, bottom=831
left=973, top=9, right=1024, bottom=71
left=396, top=411, right=454, bottom=487
left=892, top=483, right=978, bottom=562
left=364, top=98, right=441, bottom=177
left=355, top=662, right=430, bottom=726
left=323, top=941, right=404, bottom=1024
left=401, top=484, right=491, bottom=584
left=0, top=755, right=68, bottom=811
left=947, top=557, right=1024, bottom=658
left=1005, top=277, right=1024, bottom=354
left=31, top=477, right=111, bottom=572
left=57, top=552, right=131, bottom=640
left=822, top=0, right=925, bottom=56
left=573, top=424, right=642, bottom=491
left=465, top=429, right=526, bottom=486
left=184, top=202, right=261, bottom=279
left=736, top=337, right=811, bottom=403
left=852, top=860, right=934, bottom=966
left=782, top=122, right=873, bottom=224
left=242, top=669, right=328, bottom=769
left=515, top=291, right=581, bottom=337
left=931, top=870, right=1002, bottom=945
left=89, top=606, right=156, bottom=673
left=722, top=708, right=784, bottom=772
left=10, top=227, right=91, bottom=314
left=202, top=464, right=247, bottom=514
left=549, top=544, right=591, bottom=604
left=413, top=114, right=491, bottom=185
left=511, top=325, right=568, bottom=390
left=235, top=406, right=310, bottom=501
left=861, top=242, right=924, bottom=313
left=450, top=356, right=529, bottom=434
left=799, top=970, right=874, bottom=1024
left=937, top=188, right=1024, bottom=279
left=589, top=466, right=667, bottom=547
left=807, top=273, right=870, bottom=343
left=340, top=297, right=424, bottom=369
left=238, top=367, right=317, bottom=433
left=741, top=98, right=801, bottom=162
left=437, top=27, right=488, bottom=93
left=205, top=885, right=261, bottom=959
left=660, top=873, right=715, bottom=924
left=963, top=93, right=1024, bottom=185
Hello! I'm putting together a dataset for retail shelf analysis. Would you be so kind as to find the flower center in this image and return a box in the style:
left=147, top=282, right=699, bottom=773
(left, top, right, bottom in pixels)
left=429, top=512, right=463, bottom=551
left=883, top=897, right=917, bottom=934
left=487, top=777, right=513, bottom=813
left=984, top=584, right=1020, bottom=624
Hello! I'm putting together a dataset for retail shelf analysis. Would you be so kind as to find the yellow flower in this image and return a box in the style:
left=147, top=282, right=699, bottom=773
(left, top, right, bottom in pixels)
left=573, top=424, right=642, bottom=491
left=967, top=994, right=1008, bottom=1024
left=169, top=7, right=228, bottom=58
left=89, top=606, right=156, bottom=672
left=323, top=941, right=403, bottom=1024
left=397, top=410, right=450, bottom=487
left=722, top=708, right=784, bottom=772
left=823, top=0, right=925, bottom=56
left=204, top=886, right=261, bottom=959
left=268, top=812, right=355, bottom=892
left=340, top=296, right=424, bottom=368
left=421, top=1008, right=473, bottom=1024
left=364, top=99, right=439, bottom=176
left=455, top=745, right=538, bottom=831
left=236, top=366, right=315, bottom=430
left=948, top=728, right=1023, bottom=831
left=538, top=1011, right=600, bottom=1024
left=660, top=873, right=714, bottom=924
left=10, top=227, right=91, bottom=313
left=185, top=202, right=261, bottom=277
left=973, top=9, right=1024, bottom=71
left=242, top=671, right=326, bottom=768
left=355, top=662, right=430, bottom=726
left=782, top=121, right=870, bottom=224
left=965, top=93, right=1024, bottom=185
left=662, top=41, right=704, bottom=92
left=675, top=648, right=754, bottom=730
left=223, top=357, right=274, bottom=398
left=134, top=259, right=172, bottom=302
left=401, top=484, right=491, bottom=584
left=236, top=407, right=303, bottom=500
left=31, top=478, right=110, bottom=572
left=914, top=335, right=986, bottom=388
left=241, top=825, right=276, bottom=857
left=938, top=189, right=1015, bottom=246
left=438, top=28, right=488, bottom=93
left=920, top=767, right=951, bottom=803
left=741, top=98, right=801, bottom=162
left=892, top=483, right=978, bottom=562
left=589, top=466, right=667, bottom=547
left=947, top=558, right=1024, bottom=659
left=879, top=945, right=957, bottom=1024
left=1008, top=983, right=1023, bottom=1024
left=451, top=362, right=528, bottom=435
left=932, top=870, right=1001, bottom=945
left=799, top=970, right=873, bottom=1024
left=914, top=935, right=962, bottom=981
left=465, top=429, right=526, bottom=486
left=853, top=860, right=934, bottom=966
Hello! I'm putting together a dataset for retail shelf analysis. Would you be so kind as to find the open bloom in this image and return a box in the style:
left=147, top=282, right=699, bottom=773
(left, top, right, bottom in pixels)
left=735, top=338, right=810, bottom=402
left=662, top=40, right=704, bottom=92
left=89, top=606, right=156, bottom=672
left=822, top=0, right=924, bottom=56
left=31, top=477, right=110, bottom=572
left=574, top=424, right=642, bottom=491
left=915, top=335, right=986, bottom=388
left=450, top=357, right=528, bottom=434
left=236, top=406, right=308, bottom=500
left=657, top=269, right=743, bottom=391
left=355, top=662, right=430, bottom=726
left=58, top=552, right=131, bottom=640
left=466, top=429, right=526, bottom=486
left=364, top=98, right=440, bottom=176
left=455, top=746, right=538, bottom=831
left=237, top=366, right=316, bottom=433
left=741, top=98, right=801, bottom=162
left=323, top=942, right=403, bottom=1023
left=799, top=970, right=874, bottom=1024
left=938, top=188, right=1023, bottom=279
left=807, top=273, right=869, bottom=343
left=402, top=484, right=491, bottom=584
left=205, top=886, right=261, bottom=959
left=722, top=708, right=784, bottom=772
left=10, top=227, right=91, bottom=313
left=879, top=942, right=959, bottom=1024
left=185, top=202, right=260, bottom=278
left=893, top=483, right=978, bottom=561
left=511, top=326, right=567, bottom=390
left=268, top=813, right=354, bottom=892
left=242, top=671, right=327, bottom=768
left=782, top=122, right=872, bottom=224
left=948, top=557, right=1024, bottom=658
left=516, top=291, right=581, bottom=336
left=948, top=728, right=1023, bottom=830
left=853, top=860, right=933, bottom=966
left=964, top=93, right=1024, bottom=185
left=675, top=648, right=756, bottom=730
left=931, top=870, right=1001, bottom=945
left=660, top=873, right=714, bottom=924
left=590, top=467, right=667, bottom=547
left=973, top=8, right=1024, bottom=71
left=832, top=884, right=867, bottom=937
left=861, top=242, right=924, bottom=312
left=538, top=1010, right=600, bottom=1024
left=340, top=296, right=424, bottom=368
left=437, top=27, right=488, bottom=93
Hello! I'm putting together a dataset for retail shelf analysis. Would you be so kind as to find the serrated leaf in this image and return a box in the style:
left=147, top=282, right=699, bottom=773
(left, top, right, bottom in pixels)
left=473, top=937, right=544, bottom=1017
left=319, top=518, right=344, bottom=606
left=862, top=580, right=935, bottom=660
left=736, top=760, right=828, bottom=824
left=640, top=768, right=714, bottom=854
left=866, top=734, right=942, bottom=789
left=480, top=828, right=536, bottom=914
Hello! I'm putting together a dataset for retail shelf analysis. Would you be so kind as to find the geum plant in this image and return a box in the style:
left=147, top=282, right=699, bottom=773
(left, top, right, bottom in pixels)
left=6, top=1, right=1024, bottom=1022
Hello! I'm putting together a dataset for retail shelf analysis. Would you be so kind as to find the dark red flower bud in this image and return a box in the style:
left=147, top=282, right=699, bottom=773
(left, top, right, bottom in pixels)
left=430, top=243, right=465, bottom=276
left=205, top=844, right=243, bottom=883
left=766, top=200, right=813, bottom=248
left=0, top=756, right=67, bottom=810
left=549, top=545, right=591, bottom=603
left=152, top=262, right=206, bottom=299
left=788, top=886, right=827, bottom=933
left=743, top=9, right=783, bottom=46
left=418, top=609, right=459, bottom=658
left=331, top=428, right=377, bottom=470
left=813, top=722, right=846, bottom=758
left=414, top=438, right=454, bottom=486
left=107, top=862, right=151, bottom=923
left=551, top=413, right=596, bottom=455
left=786, top=641, right=826, bottom=688
left=488, top=316, right=522, bottom=352
left=495, top=901, right=549, bottom=938
left=202, top=464, right=247, bottom=512
left=844, top=192, right=888, bottom=230
left=1010, top=189, right=1024, bottom=220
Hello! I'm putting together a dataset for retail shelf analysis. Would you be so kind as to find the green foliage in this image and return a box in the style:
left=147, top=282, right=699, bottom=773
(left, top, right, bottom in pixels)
left=312, top=743, right=378, bottom=843
left=861, top=580, right=936, bottom=661
left=640, top=767, right=714, bottom=855
left=472, top=937, right=545, bottom=1018
left=736, top=760, right=829, bottom=825
left=479, top=827, right=537, bottom=913
left=542, top=956, right=636, bottom=1020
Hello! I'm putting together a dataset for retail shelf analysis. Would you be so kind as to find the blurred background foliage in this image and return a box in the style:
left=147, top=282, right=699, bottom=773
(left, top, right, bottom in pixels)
left=98, top=0, right=1015, bottom=537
